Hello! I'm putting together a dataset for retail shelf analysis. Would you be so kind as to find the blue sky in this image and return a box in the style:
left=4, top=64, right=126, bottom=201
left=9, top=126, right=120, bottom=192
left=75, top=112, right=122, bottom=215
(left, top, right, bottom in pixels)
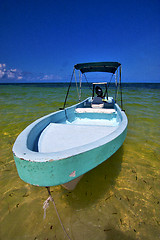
left=0, top=0, right=160, bottom=83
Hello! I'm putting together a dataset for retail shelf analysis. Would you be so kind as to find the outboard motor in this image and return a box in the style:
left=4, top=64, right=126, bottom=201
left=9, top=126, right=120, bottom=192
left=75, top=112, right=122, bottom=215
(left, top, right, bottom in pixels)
left=95, top=86, right=103, bottom=97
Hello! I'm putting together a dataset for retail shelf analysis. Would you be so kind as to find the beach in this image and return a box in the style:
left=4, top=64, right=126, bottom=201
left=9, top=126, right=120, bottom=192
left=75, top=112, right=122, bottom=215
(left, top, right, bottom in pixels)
left=0, top=83, right=160, bottom=240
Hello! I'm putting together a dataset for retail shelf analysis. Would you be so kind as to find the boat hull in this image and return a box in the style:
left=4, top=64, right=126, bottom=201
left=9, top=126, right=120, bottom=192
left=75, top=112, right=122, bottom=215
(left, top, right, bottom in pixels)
left=13, top=126, right=127, bottom=187
left=13, top=98, right=127, bottom=188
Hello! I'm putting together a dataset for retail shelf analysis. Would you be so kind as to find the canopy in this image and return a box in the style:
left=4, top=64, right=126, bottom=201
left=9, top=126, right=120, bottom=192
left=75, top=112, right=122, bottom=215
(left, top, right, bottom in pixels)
left=74, top=62, right=121, bottom=74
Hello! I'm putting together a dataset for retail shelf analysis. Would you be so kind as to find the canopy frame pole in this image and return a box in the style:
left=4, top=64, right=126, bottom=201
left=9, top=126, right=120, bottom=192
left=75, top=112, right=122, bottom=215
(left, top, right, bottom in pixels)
left=79, top=71, right=82, bottom=102
left=83, top=73, right=92, bottom=91
left=74, top=69, right=80, bottom=101
left=60, top=68, right=75, bottom=110
left=103, top=83, right=108, bottom=100
left=92, top=84, right=95, bottom=99
left=107, top=73, right=114, bottom=89
left=115, top=71, right=118, bottom=103
left=119, top=66, right=123, bottom=110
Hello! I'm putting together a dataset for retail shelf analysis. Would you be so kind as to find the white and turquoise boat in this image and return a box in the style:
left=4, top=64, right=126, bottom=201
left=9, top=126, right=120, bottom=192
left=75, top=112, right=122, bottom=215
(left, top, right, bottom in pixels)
left=13, top=62, right=128, bottom=190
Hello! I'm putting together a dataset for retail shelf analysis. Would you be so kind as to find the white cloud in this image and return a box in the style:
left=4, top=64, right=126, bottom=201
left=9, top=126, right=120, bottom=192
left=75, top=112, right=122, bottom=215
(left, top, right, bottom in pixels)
left=7, top=71, right=15, bottom=78
left=0, top=63, right=62, bottom=82
left=42, top=74, right=62, bottom=81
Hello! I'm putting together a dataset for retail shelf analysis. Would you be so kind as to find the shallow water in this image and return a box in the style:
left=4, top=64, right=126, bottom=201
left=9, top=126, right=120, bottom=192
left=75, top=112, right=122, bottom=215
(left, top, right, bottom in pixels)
left=0, top=83, right=160, bottom=240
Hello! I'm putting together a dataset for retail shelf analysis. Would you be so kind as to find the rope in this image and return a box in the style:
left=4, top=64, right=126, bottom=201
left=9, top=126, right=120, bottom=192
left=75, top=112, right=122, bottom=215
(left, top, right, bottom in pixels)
left=43, top=196, right=51, bottom=219
left=43, top=187, right=72, bottom=240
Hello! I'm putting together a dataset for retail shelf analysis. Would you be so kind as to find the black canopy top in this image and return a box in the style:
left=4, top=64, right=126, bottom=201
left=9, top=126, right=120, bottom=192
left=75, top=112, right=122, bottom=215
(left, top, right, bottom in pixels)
left=74, top=62, right=121, bottom=74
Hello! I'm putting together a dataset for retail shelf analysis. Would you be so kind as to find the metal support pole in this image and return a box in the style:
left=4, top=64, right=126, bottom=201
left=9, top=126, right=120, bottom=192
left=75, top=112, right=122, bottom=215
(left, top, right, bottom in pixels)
left=61, top=69, right=74, bottom=110
left=115, top=72, right=117, bottom=103
left=120, top=66, right=123, bottom=110
left=92, top=84, right=95, bottom=99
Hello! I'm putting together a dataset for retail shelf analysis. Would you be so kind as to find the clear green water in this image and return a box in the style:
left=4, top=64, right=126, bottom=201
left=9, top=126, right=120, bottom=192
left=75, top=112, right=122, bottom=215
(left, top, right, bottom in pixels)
left=0, top=83, right=160, bottom=240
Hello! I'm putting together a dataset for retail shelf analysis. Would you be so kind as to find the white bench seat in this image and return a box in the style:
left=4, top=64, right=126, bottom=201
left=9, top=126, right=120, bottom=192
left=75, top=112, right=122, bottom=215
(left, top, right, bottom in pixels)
left=75, top=108, right=116, bottom=114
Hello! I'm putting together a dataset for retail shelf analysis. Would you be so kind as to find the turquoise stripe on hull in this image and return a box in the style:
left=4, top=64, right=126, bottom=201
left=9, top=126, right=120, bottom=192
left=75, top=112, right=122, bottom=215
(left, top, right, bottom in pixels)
left=14, top=127, right=127, bottom=187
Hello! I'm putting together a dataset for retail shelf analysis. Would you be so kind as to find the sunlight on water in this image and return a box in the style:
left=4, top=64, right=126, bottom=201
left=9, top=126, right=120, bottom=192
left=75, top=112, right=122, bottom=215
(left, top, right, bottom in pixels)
left=0, top=83, right=160, bottom=240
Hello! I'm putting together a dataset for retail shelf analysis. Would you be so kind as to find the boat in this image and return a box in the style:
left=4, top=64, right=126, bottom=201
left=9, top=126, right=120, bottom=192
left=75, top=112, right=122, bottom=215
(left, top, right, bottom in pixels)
left=12, top=62, right=128, bottom=190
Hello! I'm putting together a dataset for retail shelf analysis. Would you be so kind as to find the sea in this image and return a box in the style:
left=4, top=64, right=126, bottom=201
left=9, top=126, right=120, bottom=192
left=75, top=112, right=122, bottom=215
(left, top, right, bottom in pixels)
left=0, top=83, right=160, bottom=240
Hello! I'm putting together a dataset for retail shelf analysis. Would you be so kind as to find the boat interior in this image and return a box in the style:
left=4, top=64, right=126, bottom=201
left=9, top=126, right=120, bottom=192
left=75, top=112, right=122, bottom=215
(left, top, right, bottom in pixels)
left=38, top=87, right=121, bottom=153
left=27, top=84, right=122, bottom=153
